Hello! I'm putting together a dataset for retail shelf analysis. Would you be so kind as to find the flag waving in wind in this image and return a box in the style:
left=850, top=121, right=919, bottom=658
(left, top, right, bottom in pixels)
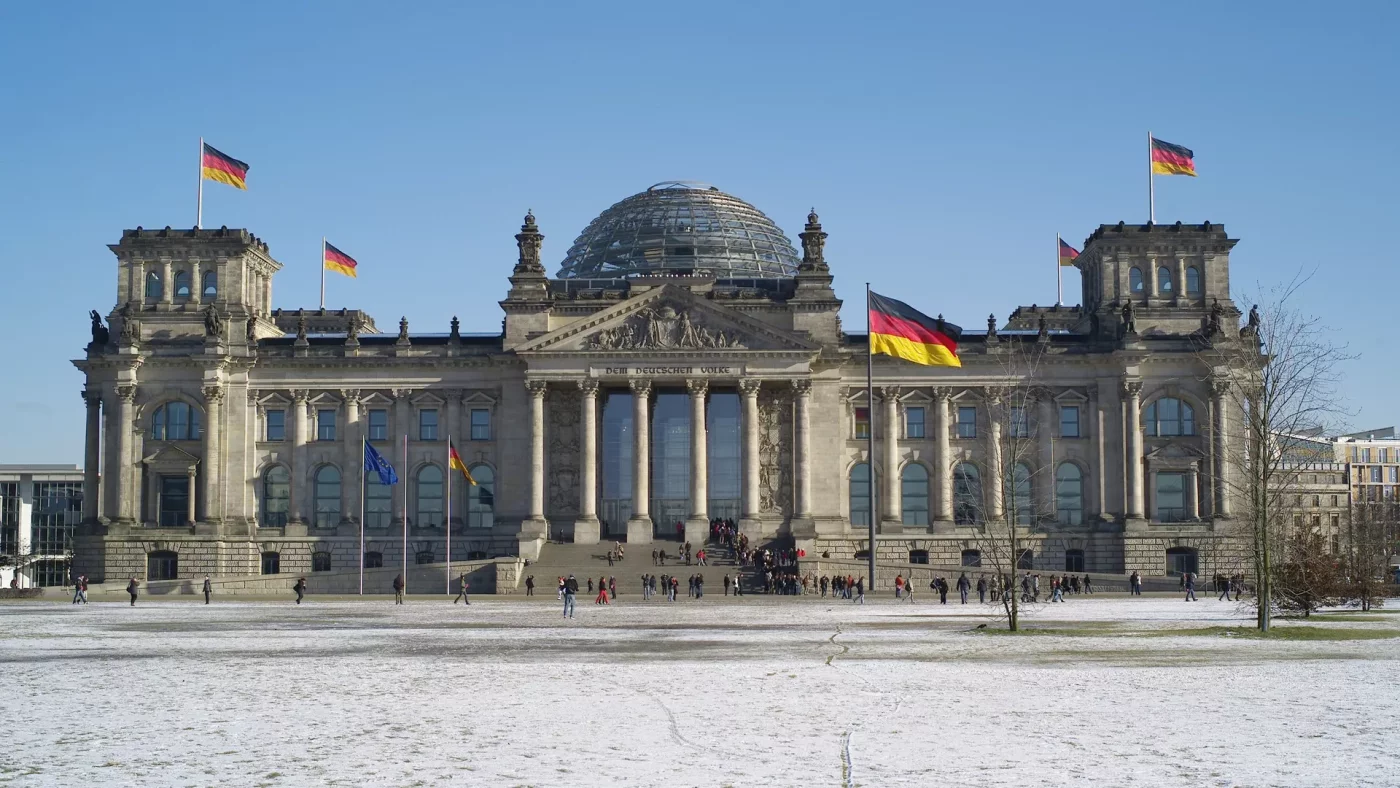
left=1058, top=237, right=1080, bottom=267
left=364, top=441, right=399, bottom=486
left=869, top=291, right=962, bottom=368
left=448, top=440, right=477, bottom=485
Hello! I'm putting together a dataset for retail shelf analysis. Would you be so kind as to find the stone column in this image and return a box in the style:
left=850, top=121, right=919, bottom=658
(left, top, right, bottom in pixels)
left=1037, top=393, right=1056, bottom=520
left=290, top=390, right=309, bottom=523
left=1212, top=379, right=1232, bottom=517
left=342, top=390, right=361, bottom=530
left=684, top=379, right=709, bottom=545
left=881, top=386, right=901, bottom=527
left=114, top=385, right=137, bottom=523
left=739, top=379, right=762, bottom=530
left=1186, top=463, right=1200, bottom=521
left=201, top=384, right=223, bottom=524
left=1176, top=255, right=1188, bottom=305
left=1123, top=381, right=1144, bottom=520
left=82, top=387, right=101, bottom=523
left=933, top=388, right=953, bottom=526
left=574, top=379, right=600, bottom=544
left=792, top=380, right=812, bottom=520
left=391, top=389, right=412, bottom=522
left=526, top=381, right=548, bottom=526
left=161, top=260, right=173, bottom=304
left=1096, top=407, right=1107, bottom=520
left=627, top=379, right=653, bottom=544
left=986, top=394, right=1003, bottom=521
left=186, top=468, right=197, bottom=525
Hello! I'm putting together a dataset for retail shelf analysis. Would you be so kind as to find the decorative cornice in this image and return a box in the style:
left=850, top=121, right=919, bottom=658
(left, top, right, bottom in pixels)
left=790, top=379, right=811, bottom=396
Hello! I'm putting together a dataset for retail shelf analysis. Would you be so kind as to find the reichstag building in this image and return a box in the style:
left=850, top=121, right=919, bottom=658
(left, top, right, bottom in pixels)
left=72, top=182, right=1249, bottom=582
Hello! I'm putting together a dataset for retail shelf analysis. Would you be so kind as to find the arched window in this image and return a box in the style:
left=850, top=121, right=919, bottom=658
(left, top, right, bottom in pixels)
left=151, top=401, right=202, bottom=441
left=173, top=270, right=191, bottom=298
left=314, top=466, right=341, bottom=528
left=312, top=552, right=332, bottom=572
left=1055, top=463, right=1084, bottom=525
left=1064, top=549, right=1085, bottom=572
left=365, top=476, right=391, bottom=528
left=1017, top=549, right=1034, bottom=570
left=1185, top=266, right=1201, bottom=294
left=908, top=549, right=930, bottom=564
left=849, top=463, right=872, bottom=526
left=147, top=550, right=178, bottom=581
left=260, top=551, right=280, bottom=575
left=416, top=465, right=444, bottom=527
left=954, top=463, right=981, bottom=525
left=1006, top=463, right=1032, bottom=525
left=961, top=549, right=982, bottom=567
left=415, top=551, right=435, bottom=565
left=201, top=271, right=217, bottom=298
left=1144, top=397, right=1195, bottom=436
left=901, top=464, right=929, bottom=526
left=262, top=466, right=290, bottom=527
left=1129, top=267, right=1144, bottom=293
left=1157, top=266, right=1173, bottom=294
left=1166, top=546, right=1198, bottom=576
left=363, top=551, right=383, bottom=569
left=145, top=270, right=163, bottom=299
left=468, top=465, right=494, bottom=529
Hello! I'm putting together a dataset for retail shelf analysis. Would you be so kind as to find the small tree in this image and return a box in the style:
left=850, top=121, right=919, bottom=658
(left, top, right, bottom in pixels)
left=1345, top=499, right=1397, bottom=611
left=1274, top=528, right=1341, bottom=616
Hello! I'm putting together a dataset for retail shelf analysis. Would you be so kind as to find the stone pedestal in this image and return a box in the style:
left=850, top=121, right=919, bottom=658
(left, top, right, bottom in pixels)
left=684, top=517, right=707, bottom=546
left=572, top=517, right=600, bottom=545
left=626, top=516, right=653, bottom=545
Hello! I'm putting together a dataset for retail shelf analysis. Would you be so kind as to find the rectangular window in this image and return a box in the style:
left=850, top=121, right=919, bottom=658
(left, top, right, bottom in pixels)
left=368, top=409, right=388, bottom=442
left=0, top=483, right=18, bottom=557
left=905, top=407, right=925, bottom=439
left=1331, top=513, right=1340, bottom=531
left=1060, top=406, right=1080, bottom=438
left=470, top=408, right=491, bottom=441
left=1312, top=495, right=1320, bottom=508
left=1372, top=466, right=1383, bottom=483
left=1009, top=407, right=1029, bottom=438
left=1382, top=448, right=1390, bottom=463
left=1391, top=467, right=1399, bottom=483
left=265, top=409, right=285, bottom=442
left=419, top=409, right=439, bottom=441
left=1310, top=514, right=1321, bottom=530
left=1155, top=472, right=1186, bottom=522
left=317, top=409, right=336, bottom=441
left=957, top=406, right=977, bottom=439
left=1331, top=495, right=1339, bottom=507
left=1363, top=448, right=1372, bottom=462
left=854, top=407, right=870, bottom=440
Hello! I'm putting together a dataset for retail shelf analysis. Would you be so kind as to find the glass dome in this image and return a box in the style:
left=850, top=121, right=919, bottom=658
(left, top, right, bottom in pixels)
left=556, top=182, right=800, bottom=279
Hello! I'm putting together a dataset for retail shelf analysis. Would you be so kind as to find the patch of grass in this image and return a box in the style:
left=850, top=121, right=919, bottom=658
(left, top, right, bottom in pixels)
left=972, top=626, right=1119, bottom=637
left=1144, top=625, right=1400, bottom=641
left=1311, top=613, right=1400, bottom=623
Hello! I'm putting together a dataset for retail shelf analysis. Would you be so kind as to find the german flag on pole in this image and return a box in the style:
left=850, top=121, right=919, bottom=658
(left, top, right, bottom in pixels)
left=1150, top=137, right=1196, bottom=177
left=201, top=143, right=249, bottom=190
left=1058, top=237, right=1080, bottom=267
left=448, top=441, right=477, bottom=485
left=324, top=242, right=359, bottom=278
left=869, top=291, right=961, bottom=368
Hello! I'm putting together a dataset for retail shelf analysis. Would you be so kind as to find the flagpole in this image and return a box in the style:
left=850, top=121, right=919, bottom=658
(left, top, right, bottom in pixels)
left=1056, top=234, right=1063, bottom=306
left=865, top=283, right=877, bottom=589
left=359, top=436, right=366, bottom=595
left=445, top=434, right=452, bottom=596
left=320, top=238, right=327, bottom=310
left=196, top=137, right=204, bottom=230
left=402, top=434, right=409, bottom=598
left=1148, top=131, right=1155, bottom=223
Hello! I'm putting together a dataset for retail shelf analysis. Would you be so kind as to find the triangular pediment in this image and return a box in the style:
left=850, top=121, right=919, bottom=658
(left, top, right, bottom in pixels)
left=516, top=285, right=819, bottom=354
left=142, top=445, right=201, bottom=467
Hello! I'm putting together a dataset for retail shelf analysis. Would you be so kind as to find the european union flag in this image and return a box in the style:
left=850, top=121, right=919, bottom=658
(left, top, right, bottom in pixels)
left=364, top=441, right=398, bottom=486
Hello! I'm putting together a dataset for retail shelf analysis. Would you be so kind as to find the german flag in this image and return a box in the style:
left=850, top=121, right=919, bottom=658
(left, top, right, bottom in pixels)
left=448, top=441, right=477, bottom=485
left=324, top=242, right=358, bottom=278
left=1150, top=137, right=1196, bottom=177
left=1058, top=237, right=1080, bottom=267
left=201, top=143, right=249, bottom=190
left=869, top=291, right=961, bottom=368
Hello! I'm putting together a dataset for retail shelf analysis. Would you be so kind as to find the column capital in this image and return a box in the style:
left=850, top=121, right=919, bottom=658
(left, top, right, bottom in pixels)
left=932, top=386, right=952, bottom=402
left=81, top=387, right=102, bottom=406
left=1210, top=378, right=1231, bottom=397
left=577, top=378, right=600, bottom=397
left=879, top=385, right=901, bottom=402
left=686, top=378, right=709, bottom=397
left=391, top=387, right=415, bottom=401
left=790, top=379, right=811, bottom=396
left=291, top=389, right=310, bottom=403
left=201, top=384, right=225, bottom=403
left=1121, top=380, right=1143, bottom=398
left=629, top=378, right=652, bottom=397
left=340, top=388, right=362, bottom=405
left=738, top=378, right=762, bottom=396
left=526, top=380, right=549, bottom=398
left=115, top=384, right=137, bottom=403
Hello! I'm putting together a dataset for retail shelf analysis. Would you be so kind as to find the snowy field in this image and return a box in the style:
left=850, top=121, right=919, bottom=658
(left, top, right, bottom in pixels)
left=2, top=595, right=1398, bottom=787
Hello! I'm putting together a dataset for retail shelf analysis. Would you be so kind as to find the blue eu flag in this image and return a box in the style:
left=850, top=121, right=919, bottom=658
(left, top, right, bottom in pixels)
left=364, top=441, right=399, bottom=486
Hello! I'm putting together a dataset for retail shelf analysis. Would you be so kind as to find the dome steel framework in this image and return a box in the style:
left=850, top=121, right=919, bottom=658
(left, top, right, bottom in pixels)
left=555, top=182, right=801, bottom=279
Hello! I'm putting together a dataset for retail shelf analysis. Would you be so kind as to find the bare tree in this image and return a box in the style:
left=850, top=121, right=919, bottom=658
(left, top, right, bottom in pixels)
left=1275, top=528, right=1341, bottom=616
left=1346, top=499, right=1397, bottom=611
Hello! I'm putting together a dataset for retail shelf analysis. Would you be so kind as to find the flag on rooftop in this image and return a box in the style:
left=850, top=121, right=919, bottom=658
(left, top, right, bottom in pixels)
left=1150, top=137, right=1196, bottom=177
left=324, top=242, right=359, bottom=278
left=868, top=291, right=961, bottom=368
left=1058, top=237, right=1080, bottom=267
left=201, top=143, right=249, bottom=190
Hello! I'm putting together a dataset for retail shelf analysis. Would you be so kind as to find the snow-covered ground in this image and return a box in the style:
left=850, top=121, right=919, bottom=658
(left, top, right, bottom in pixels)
left=2, top=596, right=1397, bottom=787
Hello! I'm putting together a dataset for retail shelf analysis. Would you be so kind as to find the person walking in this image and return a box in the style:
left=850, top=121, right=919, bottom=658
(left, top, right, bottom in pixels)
left=525, top=575, right=535, bottom=596
left=72, top=575, right=85, bottom=605
left=957, top=573, right=970, bottom=605
left=608, top=576, right=617, bottom=601
left=76, top=575, right=88, bottom=604
left=563, top=574, right=578, bottom=618
left=652, top=549, right=659, bottom=566
left=894, top=574, right=905, bottom=599
left=976, top=575, right=987, bottom=604
left=1218, top=574, right=1232, bottom=601
left=1184, top=571, right=1197, bottom=602
left=201, top=575, right=212, bottom=604
left=392, top=573, right=405, bottom=605
left=855, top=577, right=865, bottom=605
left=607, top=550, right=615, bottom=567
left=1083, top=574, right=1093, bottom=595
left=126, top=576, right=140, bottom=606
left=454, top=573, right=471, bottom=605
left=293, top=576, right=307, bottom=604
left=1130, top=571, right=1142, bottom=596
left=938, top=578, right=949, bottom=605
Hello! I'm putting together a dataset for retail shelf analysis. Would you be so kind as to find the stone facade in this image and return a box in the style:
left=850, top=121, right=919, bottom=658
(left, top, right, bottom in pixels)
left=73, top=204, right=1259, bottom=584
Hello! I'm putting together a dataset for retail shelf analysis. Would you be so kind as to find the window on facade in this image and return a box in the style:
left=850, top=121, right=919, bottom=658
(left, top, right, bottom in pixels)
left=173, top=270, right=191, bottom=298
left=1312, top=495, right=1320, bottom=508
left=1007, top=463, right=1032, bottom=525
left=957, top=406, right=977, bottom=439
left=158, top=475, right=190, bottom=527
left=1156, top=472, right=1187, bottom=522
left=1144, top=397, right=1194, bottom=436
left=906, top=407, right=925, bottom=439
left=363, top=551, right=382, bottom=569
left=314, top=466, right=341, bottom=528
left=1009, top=407, right=1029, bottom=438
left=1391, top=468, right=1399, bottom=483
left=1372, top=466, right=1383, bottom=483
left=1064, top=549, right=1085, bottom=573
left=954, top=463, right=981, bottom=524
left=151, top=401, right=202, bottom=441
left=468, top=465, right=494, bottom=529
left=1362, top=448, right=1372, bottom=462
left=265, top=409, right=285, bottom=442
left=261, top=551, right=280, bottom=575
left=312, top=552, right=332, bottom=572
left=416, top=551, right=435, bottom=565
left=201, top=271, right=217, bottom=299
left=1186, top=266, right=1201, bottom=294
left=849, top=463, right=872, bottom=526
left=262, top=466, right=290, bottom=527
left=1332, top=494, right=1340, bottom=507
left=908, top=549, right=930, bottom=565
left=901, top=464, right=929, bottom=526
left=30, top=482, right=80, bottom=556
left=365, top=476, right=391, bottom=529
left=1157, top=266, right=1173, bottom=294
left=147, top=550, right=178, bottom=581
left=1060, top=405, right=1080, bottom=438
left=1129, top=267, right=1145, bottom=293
left=961, top=549, right=982, bottom=567
left=1166, top=546, right=1198, bottom=577
left=416, top=465, right=444, bottom=527
left=1017, top=549, right=1034, bottom=570
left=854, top=407, right=870, bottom=440
left=145, top=270, right=163, bottom=298
left=317, top=409, right=336, bottom=441
left=368, top=409, right=388, bottom=442
left=470, top=408, right=491, bottom=440
left=1310, top=514, right=1321, bottom=530
left=0, top=483, right=17, bottom=558
left=419, top=409, right=439, bottom=441
left=1331, top=513, right=1340, bottom=531
left=1056, top=463, right=1084, bottom=525
left=31, top=559, right=69, bottom=588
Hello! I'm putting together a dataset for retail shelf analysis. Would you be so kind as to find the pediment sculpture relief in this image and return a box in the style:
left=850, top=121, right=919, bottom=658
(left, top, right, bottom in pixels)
left=588, top=305, right=746, bottom=350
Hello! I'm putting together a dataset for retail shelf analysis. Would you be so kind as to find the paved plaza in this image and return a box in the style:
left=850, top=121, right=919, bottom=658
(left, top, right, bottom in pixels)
left=2, top=596, right=1397, bottom=786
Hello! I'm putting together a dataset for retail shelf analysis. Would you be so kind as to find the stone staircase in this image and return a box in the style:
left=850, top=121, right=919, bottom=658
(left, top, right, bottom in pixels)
left=522, top=537, right=783, bottom=596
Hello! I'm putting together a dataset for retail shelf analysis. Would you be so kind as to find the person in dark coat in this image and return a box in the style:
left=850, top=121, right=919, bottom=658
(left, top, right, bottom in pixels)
left=202, top=575, right=212, bottom=604
left=976, top=575, right=987, bottom=603
left=293, top=576, right=307, bottom=604
left=392, top=573, right=405, bottom=604
left=126, top=577, right=140, bottom=606
left=454, top=573, right=471, bottom=605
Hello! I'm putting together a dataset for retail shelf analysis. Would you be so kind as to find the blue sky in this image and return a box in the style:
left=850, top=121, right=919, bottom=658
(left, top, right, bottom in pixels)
left=1, top=1, right=1396, bottom=462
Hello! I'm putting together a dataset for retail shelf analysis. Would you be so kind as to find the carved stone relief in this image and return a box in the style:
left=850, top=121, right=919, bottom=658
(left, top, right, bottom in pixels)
left=588, top=304, right=746, bottom=350
left=547, top=385, right=581, bottom=517
left=757, top=385, right=793, bottom=518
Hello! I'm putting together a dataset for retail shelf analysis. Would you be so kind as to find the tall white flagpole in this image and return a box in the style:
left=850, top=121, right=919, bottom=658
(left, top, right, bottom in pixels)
left=196, top=137, right=205, bottom=230
left=865, top=283, right=877, bottom=589
left=1056, top=233, right=1063, bottom=306
left=359, top=437, right=366, bottom=595
left=320, top=237, right=327, bottom=310
left=402, top=434, right=409, bottom=598
left=1148, top=131, right=1156, bottom=223
left=445, top=435, right=452, bottom=596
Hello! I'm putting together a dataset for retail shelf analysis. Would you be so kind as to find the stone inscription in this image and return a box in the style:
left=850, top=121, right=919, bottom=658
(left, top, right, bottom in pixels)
left=596, top=365, right=741, bottom=377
